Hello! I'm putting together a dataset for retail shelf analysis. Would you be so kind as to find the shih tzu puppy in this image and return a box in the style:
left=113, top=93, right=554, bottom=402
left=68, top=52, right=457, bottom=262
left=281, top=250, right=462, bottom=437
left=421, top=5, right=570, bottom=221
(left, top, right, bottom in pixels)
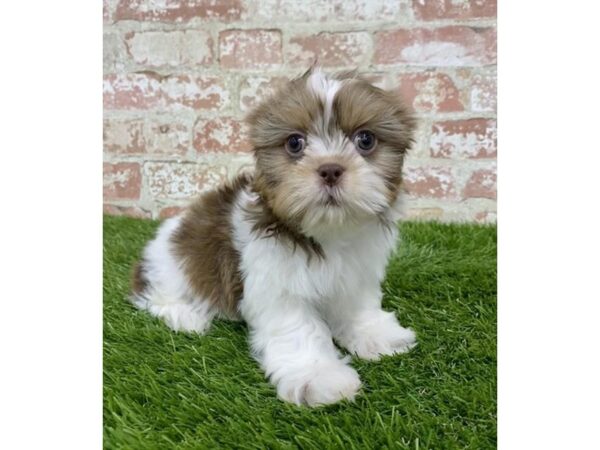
left=131, top=67, right=417, bottom=406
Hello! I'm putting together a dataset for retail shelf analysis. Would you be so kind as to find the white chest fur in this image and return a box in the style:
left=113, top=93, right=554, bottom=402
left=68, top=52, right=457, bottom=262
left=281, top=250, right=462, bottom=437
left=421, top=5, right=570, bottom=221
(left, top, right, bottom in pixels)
left=232, top=190, right=398, bottom=305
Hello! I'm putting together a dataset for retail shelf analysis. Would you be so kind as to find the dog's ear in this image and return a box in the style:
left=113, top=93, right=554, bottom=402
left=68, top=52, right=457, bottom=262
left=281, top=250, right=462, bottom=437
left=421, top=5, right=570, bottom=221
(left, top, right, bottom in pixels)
left=385, top=90, right=417, bottom=155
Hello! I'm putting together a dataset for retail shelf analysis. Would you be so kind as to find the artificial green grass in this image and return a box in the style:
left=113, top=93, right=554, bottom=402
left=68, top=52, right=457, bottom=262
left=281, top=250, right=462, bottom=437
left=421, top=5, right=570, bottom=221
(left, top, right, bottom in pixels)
left=104, top=215, right=496, bottom=449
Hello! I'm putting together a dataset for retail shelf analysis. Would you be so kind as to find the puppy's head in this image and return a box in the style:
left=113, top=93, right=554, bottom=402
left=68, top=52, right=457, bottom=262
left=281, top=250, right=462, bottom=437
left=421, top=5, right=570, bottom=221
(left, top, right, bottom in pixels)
left=247, top=68, right=415, bottom=233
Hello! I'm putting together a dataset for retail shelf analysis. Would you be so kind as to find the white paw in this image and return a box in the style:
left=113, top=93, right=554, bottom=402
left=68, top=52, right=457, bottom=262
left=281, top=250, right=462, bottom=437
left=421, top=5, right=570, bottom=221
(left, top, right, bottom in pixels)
left=340, top=311, right=417, bottom=361
left=276, top=362, right=362, bottom=407
left=146, top=301, right=215, bottom=334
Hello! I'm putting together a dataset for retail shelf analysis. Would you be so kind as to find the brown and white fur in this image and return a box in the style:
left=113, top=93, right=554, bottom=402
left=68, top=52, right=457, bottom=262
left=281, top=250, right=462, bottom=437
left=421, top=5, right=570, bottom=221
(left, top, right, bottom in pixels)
left=131, top=68, right=417, bottom=406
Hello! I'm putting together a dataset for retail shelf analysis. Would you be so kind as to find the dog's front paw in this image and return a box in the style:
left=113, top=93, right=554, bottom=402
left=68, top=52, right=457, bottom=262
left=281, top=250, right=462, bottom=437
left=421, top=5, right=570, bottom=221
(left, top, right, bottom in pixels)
left=276, top=362, right=361, bottom=407
left=340, top=311, right=417, bottom=361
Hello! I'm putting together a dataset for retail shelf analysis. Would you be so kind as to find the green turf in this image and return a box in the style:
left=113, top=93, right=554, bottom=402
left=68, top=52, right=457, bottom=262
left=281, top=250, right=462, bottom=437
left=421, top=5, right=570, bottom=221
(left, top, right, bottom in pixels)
left=104, top=215, right=497, bottom=449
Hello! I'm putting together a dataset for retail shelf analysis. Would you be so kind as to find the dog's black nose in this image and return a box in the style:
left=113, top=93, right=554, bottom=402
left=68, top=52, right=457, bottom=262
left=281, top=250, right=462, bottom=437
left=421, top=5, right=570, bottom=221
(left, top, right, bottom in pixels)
left=317, top=164, right=345, bottom=186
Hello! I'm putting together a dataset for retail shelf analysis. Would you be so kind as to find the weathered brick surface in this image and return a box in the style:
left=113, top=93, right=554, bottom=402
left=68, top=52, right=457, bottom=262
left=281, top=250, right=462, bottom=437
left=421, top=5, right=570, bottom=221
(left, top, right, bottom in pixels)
left=193, top=118, right=251, bottom=153
left=286, top=32, right=371, bottom=68
left=406, top=207, right=444, bottom=221
left=103, top=203, right=151, bottom=218
left=103, top=1, right=110, bottom=22
left=403, top=167, right=456, bottom=199
left=103, top=74, right=229, bottom=111
left=103, top=74, right=162, bottom=110
left=335, top=0, right=407, bottom=20
left=463, top=168, right=497, bottom=199
left=239, top=76, right=288, bottom=112
left=144, top=157, right=252, bottom=199
left=145, top=118, right=191, bottom=155
left=398, top=72, right=463, bottom=113
left=249, top=0, right=405, bottom=22
left=104, top=118, right=146, bottom=154
left=374, top=27, right=496, bottom=66
left=160, top=75, right=230, bottom=111
left=103, top=0, right=496, bottom=222
left=103, top=117, right=191, bottom=155
left=114, top=0, right=245, bottom=23
left=125, top=30, right=213, bottom=67
left=103, top=33, right=127, bottom=73
left=144, top=162, right=219, bottom=199
left=219, top=30, right=282, bottom=69
left=470, top=69, right=497, bottom=112
left=430, top=119, right=497, bottom=159
left=412, top=0, right=497, bottom=21
left=103, top=162, right=142, bottom=200
left=474, top=210, right=497, bottom=224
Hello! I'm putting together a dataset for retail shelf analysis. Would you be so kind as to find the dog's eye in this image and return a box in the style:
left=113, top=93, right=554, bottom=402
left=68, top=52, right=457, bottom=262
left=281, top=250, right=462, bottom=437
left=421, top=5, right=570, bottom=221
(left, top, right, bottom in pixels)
left=353, top=130, right=377, bottom=155
left=285, top=133, right=306, bottom=156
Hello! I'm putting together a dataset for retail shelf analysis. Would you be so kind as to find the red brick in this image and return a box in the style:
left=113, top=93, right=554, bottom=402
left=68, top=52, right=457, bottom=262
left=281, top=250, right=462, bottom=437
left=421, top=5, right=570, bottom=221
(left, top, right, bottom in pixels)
left=413, top=0, right=497, bottom=21
left=159, top=206, right=185, bottom=219
left=103, top=74, right=162, bottom=110
left=470, top=70, right=497, bottom=112
left=145, top=162, right=202, bottom=199
left=286, top=32, right=370, bottom=68
left=103, top=119, right=145, bottom=154
left=463, top=168, right=496, bottom=199
left=334, top=0, right=407, bottom=20
left=374, top=27, right=496, bottom=66
left=403, top=167, right=456, bottom=198
left=193, top=118, right=251, bottom=153
left=248, top=0, right=329, bottom=22
left=161, top=75, right=229, bottom=111
left=104, top=73, right=229, bottom=111
left=239, top=76, right=288, bottom=112
left=145, top=158, right=253, bottom=199
left=430, top=119, right=496, bottom=158
left=219, top=30, right=282, bottom=69
left=103, top=162, right=142, bottom=200
left=145, top=119, right=191, bottom=155
left=398, top=72, right=463, bottom=113
left=103, top=204, right=151, bottom=219
left=125, top=30, right=213, bottom=67
left=249, top=0, right=404, bottom=22
left=114, top=0, right=244, bottom=23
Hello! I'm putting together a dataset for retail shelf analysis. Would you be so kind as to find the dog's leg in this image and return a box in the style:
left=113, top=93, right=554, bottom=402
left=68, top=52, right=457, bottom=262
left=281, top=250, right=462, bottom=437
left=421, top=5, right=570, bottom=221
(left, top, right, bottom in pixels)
left=323, top=285, right=417, bottom=361
left=131, top=216, right=216, bottom=334
left=240, top=292, right=361, bottom=406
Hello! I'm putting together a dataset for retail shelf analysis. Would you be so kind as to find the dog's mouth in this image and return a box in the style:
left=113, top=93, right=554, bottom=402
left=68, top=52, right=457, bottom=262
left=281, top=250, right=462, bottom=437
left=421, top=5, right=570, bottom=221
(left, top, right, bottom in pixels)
left=323, top=195, right=340, bottom=207
left=318, top=187, right=342, bottom=207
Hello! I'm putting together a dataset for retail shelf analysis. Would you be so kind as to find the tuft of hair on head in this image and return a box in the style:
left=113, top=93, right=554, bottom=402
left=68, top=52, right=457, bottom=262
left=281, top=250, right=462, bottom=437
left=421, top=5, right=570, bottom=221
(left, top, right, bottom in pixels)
left=331, top=68, right=360, bottom=81
left=295, top=61, right=362, bottom=85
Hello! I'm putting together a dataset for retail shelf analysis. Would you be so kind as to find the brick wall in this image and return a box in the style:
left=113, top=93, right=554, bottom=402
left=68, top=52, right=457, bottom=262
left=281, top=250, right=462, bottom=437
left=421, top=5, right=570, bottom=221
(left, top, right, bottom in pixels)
left=103, top=0, right=497, bottom=222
